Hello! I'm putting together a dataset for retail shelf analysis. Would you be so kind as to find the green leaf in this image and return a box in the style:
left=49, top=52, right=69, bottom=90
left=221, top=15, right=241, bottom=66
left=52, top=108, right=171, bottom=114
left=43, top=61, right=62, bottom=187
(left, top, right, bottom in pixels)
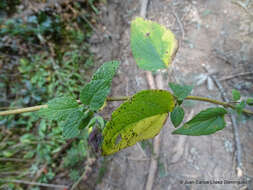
left=38, top=97, right=85, bottom=139
left=23, top=151, right=35, bottom=159
left=20, top=134, right=36, bottom=145
left=131, top=17, right=178, bottom=71
left=87, top=116, right=105, bottom=129
left=78, top=111, right=94, bottom=129
left=62, top=109, right=84, bottom=139
left=102, top=90, right=175, bottom=155
left=172, top=107, right=227, bottom=136
left=246, top=98, right=253, bottom=106
left=3, top=150, right=17, bottom=158
left=170, top=106, right=184, bottom=128
left=80, top=61, right=120, bottom=111
left=38, top=97, right=79, bottom=120
left=169, top=83, right=193, bottom=101
left=235, top=101, right=246, bottom=115
left=232, top=89, right=241, bottom=101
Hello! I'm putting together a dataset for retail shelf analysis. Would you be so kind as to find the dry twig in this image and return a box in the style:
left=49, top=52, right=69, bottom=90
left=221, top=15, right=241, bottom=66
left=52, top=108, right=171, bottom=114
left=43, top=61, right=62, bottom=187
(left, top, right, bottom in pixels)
left=70, top=158, right=96, bottom=190
left=127, top=157, right=150, bottom=161
left=170, top=110, right=194, bottom=163
left=29, top=139, right=74, bottom=189
left=139, top=1, right=162, bottom=190
left=212, top=75, right=243, bottom=177
left=231, top=0, right=253, bottom=17
left=140, top=0, right=149, bottom=19
left=145, top=73, right=165, bottom=190
left=169, top=5, right=185, bottom=40
left=203, top=65, right=243, bottom=177
left=219, top=72, right=253, bottom=81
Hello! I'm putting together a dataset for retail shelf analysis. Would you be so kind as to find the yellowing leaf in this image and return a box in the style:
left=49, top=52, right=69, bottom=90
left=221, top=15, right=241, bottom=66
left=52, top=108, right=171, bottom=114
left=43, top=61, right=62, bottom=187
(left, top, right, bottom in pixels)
left=131, top=17, right=178, bottom=71
left=102, top=90, right=175, bottom=155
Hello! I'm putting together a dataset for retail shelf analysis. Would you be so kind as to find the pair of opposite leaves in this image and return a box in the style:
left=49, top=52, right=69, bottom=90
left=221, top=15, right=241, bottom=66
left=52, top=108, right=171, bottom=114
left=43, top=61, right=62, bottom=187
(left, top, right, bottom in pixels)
left=102, top=18, right=227, bottom=155
left=102, top=17, right=178, bottom=155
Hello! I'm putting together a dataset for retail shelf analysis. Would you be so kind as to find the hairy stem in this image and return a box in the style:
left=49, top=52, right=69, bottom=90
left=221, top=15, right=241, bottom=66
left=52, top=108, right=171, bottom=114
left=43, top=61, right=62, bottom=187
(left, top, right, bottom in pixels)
left=0, top=95, right=252, bottom=116
left=185, top=96, right=253, bottom=115
left=0, top=105, right=48, bottom=116
left=106, top=96, right=129, bottom=101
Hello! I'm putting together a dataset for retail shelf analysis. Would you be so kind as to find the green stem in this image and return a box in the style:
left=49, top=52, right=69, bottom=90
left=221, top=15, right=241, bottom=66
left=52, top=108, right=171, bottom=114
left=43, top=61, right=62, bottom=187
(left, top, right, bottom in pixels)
left=0, top=105, right=48, bottom=116
left=0, top=97, right=128, bottom=116
left=186, top=96, right=253, bottom=115
left=0, top=95, right=252, bottom=116
left=107, top=96, right=129, bottom=101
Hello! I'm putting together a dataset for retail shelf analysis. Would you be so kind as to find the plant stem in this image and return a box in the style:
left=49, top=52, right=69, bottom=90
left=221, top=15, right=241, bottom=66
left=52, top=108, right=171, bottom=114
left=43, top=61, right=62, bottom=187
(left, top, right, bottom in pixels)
left=0, top=105, right=48, bottom=116
left=107, top=96, right=129, bottom=101
left=185, top=96, right=253, bottom=115
left=0, top=97, right=129, bottom=116
left=0, top=95, right=253, bottom=116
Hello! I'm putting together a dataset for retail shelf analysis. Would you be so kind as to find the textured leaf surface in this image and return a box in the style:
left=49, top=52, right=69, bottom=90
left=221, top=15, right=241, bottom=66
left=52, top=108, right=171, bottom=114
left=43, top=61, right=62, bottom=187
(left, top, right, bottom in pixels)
left=38, top=97, right=79, bottom=120
left=131, top=17, right=178, bottom=71
left=102, top=90, right=175, bottom=155
left=87, top=116, right=105, bottom=129
left=170, top=106, right=184, bottom=128
left=62, top=109, right=83, bottom=139
left=80, top=61, right=120, bottom=111
left=169, top=83, right=193, bottom=101
left=172, top=107, right=227, bottom=136
left=38, top=97, right=84, bottom=139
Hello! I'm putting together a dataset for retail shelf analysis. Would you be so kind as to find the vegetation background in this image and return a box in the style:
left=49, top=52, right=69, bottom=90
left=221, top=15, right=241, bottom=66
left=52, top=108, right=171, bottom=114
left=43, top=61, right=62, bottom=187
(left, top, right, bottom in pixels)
left=0, top=0, right=253, bottom=190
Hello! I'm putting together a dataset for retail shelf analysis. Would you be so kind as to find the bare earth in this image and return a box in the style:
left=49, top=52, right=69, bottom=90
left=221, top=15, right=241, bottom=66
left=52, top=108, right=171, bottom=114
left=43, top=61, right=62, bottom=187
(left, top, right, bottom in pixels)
left=86, top=0, right=253, bottom=189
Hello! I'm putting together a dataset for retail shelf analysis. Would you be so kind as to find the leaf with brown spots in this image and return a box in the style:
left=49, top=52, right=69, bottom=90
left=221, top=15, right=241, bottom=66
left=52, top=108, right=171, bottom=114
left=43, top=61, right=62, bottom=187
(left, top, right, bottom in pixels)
left=131, top=17, right=178, bottom=71
left=102, top=90, right=175, bottom=155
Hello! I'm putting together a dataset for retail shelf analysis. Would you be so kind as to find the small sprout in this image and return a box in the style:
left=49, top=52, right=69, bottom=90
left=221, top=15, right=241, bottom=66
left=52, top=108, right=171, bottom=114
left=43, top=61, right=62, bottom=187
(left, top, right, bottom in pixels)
left=88, top=128, right=102, bottom=153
